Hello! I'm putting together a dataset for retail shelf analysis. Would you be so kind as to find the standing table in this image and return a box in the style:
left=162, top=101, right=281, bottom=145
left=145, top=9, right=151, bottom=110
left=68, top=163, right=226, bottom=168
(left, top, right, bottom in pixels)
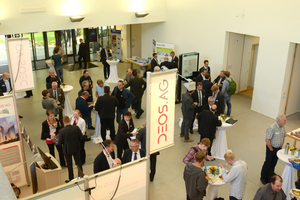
left=277, top=149, right=296, bottom=200
left=61, top=85, right=74, bottom=117
left=91, top=110, right=101, bottom=140
left=45, top=59, right=56, bottom=75
left=105, top=59, right=121, bottom=83
left=205, top=166, right=227, bottom=200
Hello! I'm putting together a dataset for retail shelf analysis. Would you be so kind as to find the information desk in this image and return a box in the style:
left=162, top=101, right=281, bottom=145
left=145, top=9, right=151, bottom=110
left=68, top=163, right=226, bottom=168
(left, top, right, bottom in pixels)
left=124, top=58, right=151, bottom=70
left=35, top=153, right=61, bottom=192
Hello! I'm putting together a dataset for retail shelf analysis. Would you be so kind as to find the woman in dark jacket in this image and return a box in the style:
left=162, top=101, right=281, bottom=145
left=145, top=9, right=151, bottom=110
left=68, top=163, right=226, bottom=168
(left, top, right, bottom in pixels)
left=41, top=110, right=66, bottom=167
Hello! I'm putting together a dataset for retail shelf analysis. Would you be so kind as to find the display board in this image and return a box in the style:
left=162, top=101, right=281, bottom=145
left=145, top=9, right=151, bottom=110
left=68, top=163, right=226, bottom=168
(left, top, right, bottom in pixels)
left=180, top=52, right=199, bottom=78
left=0, top=95, right=27, bottom=187
left=6, top=38, right=34, bottom=92
left=110, top=30, right=122, bottom=61
left=147, top=70, right=176, bottom=154
left=153, top=39, right=174, bottom=64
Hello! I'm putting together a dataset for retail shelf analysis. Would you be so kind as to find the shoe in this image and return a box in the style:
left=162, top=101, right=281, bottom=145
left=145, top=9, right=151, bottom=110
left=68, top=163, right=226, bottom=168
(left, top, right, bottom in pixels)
left=140, top=110, right=144, bottom=116
left=19, top=115, right=23, bottom=118
left=85, top=137, right=91, bottom=141
left=24, top=96, right=30, bottom=98
left=136, top=115, right=140, bottom=119
left=189, top=130, right=193, bottom=134
left=65, top=180, right=70, bottom=183
left=180, top=135, right=184, bottom=138
left=89, top=126, right=95, bottom=130
left=260, top=179, right=267, bottom=185
left=184, top=139, right=194, bottom=142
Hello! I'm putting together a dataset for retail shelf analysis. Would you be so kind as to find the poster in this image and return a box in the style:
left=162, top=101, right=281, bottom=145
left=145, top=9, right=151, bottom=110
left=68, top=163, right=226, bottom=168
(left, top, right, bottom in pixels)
left=0, top=96, right=27, bottom=187
left=110, top=30, right=122, bottom=61
left=148, top=71, right=176, bottom=154
left=153, top=40, right=174, bottom=64
left=182, top=52, right=198, bottom=78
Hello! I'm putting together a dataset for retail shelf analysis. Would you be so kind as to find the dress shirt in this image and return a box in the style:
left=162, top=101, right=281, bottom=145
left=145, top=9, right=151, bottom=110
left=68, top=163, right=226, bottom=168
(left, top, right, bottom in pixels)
left=71, top=117, right=86, bottom=135
left=201, top=74, right=205, bottom=81
left=198, top=90, right=202, bottom=107
left=131, top=150, right=141, bottom=161
left=266, top=122, right=286, bottom=148
left=103, top=150, right=116, bottom=169
left=217, top=78, right=222, bottom=85
left=214, top=92, right=219, bottom=103
left=253, top=183, right=286, bottom=200
left=105, top=49, right=108, bottom=58
left=4, top=79, right=11, bottom=92
left=221, top=160, right=248, bottom=199
left=125, top=120, right=130, bottom=129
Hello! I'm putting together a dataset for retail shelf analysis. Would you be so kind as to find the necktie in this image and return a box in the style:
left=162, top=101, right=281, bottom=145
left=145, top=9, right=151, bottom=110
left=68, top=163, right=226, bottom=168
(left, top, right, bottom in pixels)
left=73, top=119, right=77, bottom=126
left=134, top=153, right=137, bottom=160
left=54, top=90, right=57, bottom=99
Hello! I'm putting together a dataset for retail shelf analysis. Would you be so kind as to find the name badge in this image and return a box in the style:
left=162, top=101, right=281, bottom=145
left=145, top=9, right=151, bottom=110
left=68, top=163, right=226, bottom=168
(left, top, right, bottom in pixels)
left=275, top=132, right=279, bottom=135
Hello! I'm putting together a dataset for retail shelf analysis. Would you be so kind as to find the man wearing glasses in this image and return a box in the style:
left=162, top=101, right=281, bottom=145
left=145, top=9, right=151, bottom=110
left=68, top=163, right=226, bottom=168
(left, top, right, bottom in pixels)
left=122, top=139, right=145, bottom=164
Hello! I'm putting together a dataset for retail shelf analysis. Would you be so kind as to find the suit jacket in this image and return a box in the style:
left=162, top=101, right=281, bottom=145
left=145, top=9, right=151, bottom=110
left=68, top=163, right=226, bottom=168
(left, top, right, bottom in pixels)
left=192, top=89, right=207, bottom=112
left=75, top=96, right=93, bottom=118
left=111, top=86, right=135, bottom=109
left=78, top=42, right=88, bottom=57
left=160, top=61, right=173, bottom=69
left=124, top=73, right=133, bottom=84
left=95, top=94, right=119, bottom=118
left=171, top=56, right=179, bottom=69
left=46, top=75, right=61, bottom=89
left=79, top=76, right=93, bottom=89
left=42, top=97, right=60, bottom=115
left=58, top=125, right=83, bottom=155
left=78, top=88, right=93, bottom=103
left=136, top=127, right=146, bottom=151
left=41, top=119, right=61, bottom=140
left=214, top=91, right=224, bottom=116
left=181, top=92, right=195, bottom=121
left=0, top=78, right=12, bottom=93
left=197, top=110, right=222, bottom=138
left=195, top=74, right=205, bottom=87
left=124, top=77, right=146, bottom=99
left=114, top=119, right=135, bottom=146
left=202, top=80, right=213, bottom=101
left=200, top=66, right=211, bottom=81
left=49, top=88, right=65, bottom=108
left=122, top=149, right=146, bottom=164
left=100, top=49, right=111, bottom=62
left=93, top=151, right=115, bottom=174
left=151, top=58, right=159, bottom=72
left=213, top=75, right=225, bottom=91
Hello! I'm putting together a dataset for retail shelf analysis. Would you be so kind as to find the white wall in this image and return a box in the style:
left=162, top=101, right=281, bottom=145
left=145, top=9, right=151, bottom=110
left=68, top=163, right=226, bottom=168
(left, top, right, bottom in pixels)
left=116, top=25, right=131, bottom=60
left=0, top=0, right=166, bottom=35
left=249, top=44, right=259, bottom=87
left=141, top=0, right=300, bottom=119
left=131, top=24, right=142, bottom=58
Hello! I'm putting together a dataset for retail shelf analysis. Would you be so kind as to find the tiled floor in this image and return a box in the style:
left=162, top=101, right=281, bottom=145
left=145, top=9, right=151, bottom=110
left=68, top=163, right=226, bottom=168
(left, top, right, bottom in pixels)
left=17, top=62, right=300, bottom=199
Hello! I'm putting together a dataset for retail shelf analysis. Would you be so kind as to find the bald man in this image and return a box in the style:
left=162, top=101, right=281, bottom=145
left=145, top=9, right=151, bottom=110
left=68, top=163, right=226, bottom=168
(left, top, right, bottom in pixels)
left=0, top=72, right=12, bottom=93
left=159, top=56, right=173, bottom=69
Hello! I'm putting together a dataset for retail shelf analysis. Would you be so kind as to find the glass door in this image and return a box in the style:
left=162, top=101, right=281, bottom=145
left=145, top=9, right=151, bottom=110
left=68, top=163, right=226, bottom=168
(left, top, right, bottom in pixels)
left=0, top=35, right=8, bottom=66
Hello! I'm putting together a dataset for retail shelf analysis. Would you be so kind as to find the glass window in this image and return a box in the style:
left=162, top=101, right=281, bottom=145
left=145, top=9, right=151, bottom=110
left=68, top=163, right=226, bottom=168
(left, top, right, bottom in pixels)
left=47, top=32, right=56, bottom=56
left=34, top=32, right=45, bottom=60
left=22, top=33, right=34, bottom=61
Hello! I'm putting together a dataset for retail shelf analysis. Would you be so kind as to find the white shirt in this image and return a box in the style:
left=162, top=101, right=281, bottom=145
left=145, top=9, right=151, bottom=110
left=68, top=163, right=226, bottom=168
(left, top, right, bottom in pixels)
left=131, top=150, right=141, bottom=161
left=125, top=120, right=130, bottom=128
left=221, top=160, right=248, bottom=199
left=4, top=79, right=11, bottom=92
left=201, top=74, right=205, bottom=80
left=70, top=117, right=86, bottom=135
left=103, top=149, right=116, bottom=169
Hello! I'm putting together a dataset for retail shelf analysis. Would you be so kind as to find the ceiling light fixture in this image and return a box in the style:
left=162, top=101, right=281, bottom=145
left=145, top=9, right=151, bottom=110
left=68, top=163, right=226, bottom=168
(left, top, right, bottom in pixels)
left=69, top=16, right=85, bottom=22
left=135, top=12, right=149, bottom=18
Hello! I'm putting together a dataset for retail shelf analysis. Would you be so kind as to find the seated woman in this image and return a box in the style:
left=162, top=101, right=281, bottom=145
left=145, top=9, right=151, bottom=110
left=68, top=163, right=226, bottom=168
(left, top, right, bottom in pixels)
left=41, top=110, right=66, bottom=167
left=71, top=110, right=86, bottom=165
left=41, top=89, right=63, bottom=126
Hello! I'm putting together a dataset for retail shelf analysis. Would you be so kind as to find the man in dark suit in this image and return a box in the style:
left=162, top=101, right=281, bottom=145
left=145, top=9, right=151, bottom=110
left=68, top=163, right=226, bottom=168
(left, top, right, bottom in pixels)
left=114, top=111, right=138, bottom=159
left=0, top=72, right=12, bottom=93
left=122, top=139, right=145, bottom=164
left=76, top=91, right=94, bottom=132
left=79, top=70, right=93, bottom=89
left=170, top=51, right=179, bottom=69
left=58, top=116, right=84, bottom=182
left=78, top=81, right=94, bottom=129
left=197, top=105, right=222, bottom=156
left=195, top=68, right=206, bottom=87
left=200, top=60, right=211, bottom=81
left=213, top=70, right=226, bottom=91
left=124, top=70, right=146, bottom=119
left=211, top=85, right=224, bottom=116
left=100, top=45, right=112, bottom=79
left=181, top=90, right=197, bottom=142
left=202, top=73, right=213, bottom=102
left=151, top=53, right=159, bottom=72
left=136, top=120, right=160, bottom=181
left=93, top=140, right=121, bottom=173
left=49, top=82, right=65, bottom=126
left=190, top=82, right=206, bottom=133
left=46, top=69, right=61, bottom=89
left=78, top=38, right=88, bottom=69
left=160, top=56, right=173, bottom=69
left=203, top=96, right=215, bottom=112
left=95, top=86, right=119, bottom=141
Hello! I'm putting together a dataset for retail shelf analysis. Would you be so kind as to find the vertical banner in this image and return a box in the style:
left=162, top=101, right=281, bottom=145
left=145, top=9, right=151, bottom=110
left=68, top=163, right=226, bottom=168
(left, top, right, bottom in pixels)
left=6, top=38, right=34, bottom=92
left=110, top=30, right=122, bottom=61
left=154, top=41, right=174, bottom=64
left=0, top=96, right=27, bottom=187
left=148, top=71, right=176, bottom=154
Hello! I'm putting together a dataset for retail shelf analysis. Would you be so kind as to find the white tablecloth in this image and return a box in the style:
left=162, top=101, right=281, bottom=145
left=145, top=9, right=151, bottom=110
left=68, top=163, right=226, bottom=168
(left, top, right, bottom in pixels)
left=211, top=121, right=233, bottom=160
left=277, top=149, right=296, bottom=199
left=205, top=166, right=227, bottom=200
left=61, top=85, right=74, bottom=117
left=45, top=59, right=56, bottom=75
left=105, top=59, right=122, bottom=83
left=91, top=110, right=101, bottom=139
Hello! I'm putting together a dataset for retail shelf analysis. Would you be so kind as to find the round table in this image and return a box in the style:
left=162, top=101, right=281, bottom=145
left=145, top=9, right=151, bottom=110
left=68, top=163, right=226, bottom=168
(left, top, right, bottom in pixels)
left=61, top=85, right=74, bottom=117
left=105, top=59, right=122, bottom=83
left=91, top=110, right=101, bottom=140
left=204, top=166, right=227, bottom=200
left=45, top=59, right=57, bottom=75
left=277, top=149, right=297, bottom=200
left=211, top=121, right=233, bottom=160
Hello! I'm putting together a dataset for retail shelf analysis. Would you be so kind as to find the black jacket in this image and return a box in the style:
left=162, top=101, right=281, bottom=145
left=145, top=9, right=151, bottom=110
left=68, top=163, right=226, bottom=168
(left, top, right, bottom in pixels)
left=213, top=75, right=225, bottom=91
left=95, top=94, right=119, bottom=119
left=151, top=58, right=159, bottom=72
left=46, top=75, right=61, bottom=89
left=41, top=119, right=61, bottom=140
left=114, top=119, right=135, bottom=146
left=78, top=42, right=88, bottom=56
left=0, top=78, right=12, bottom=93
left=197, top=110, right=222, bottom=139
left=214, top=91, right=224, bottom=116
left=122, top=149, right=146, bottom=164
left=100, top=49, right=111, bottom=62
left=75, top=96, right=93, bottom=118
left=58, top=125, right=84, bottom=155
left=124, top=77, right=146, bottom=99
left=93, top=151, right=115, bottom=174
left=160, top=61, right=173, bottom=69
left=202, top=80, right=213, bottom=101
left=171, top=56, right=179, bottom=69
